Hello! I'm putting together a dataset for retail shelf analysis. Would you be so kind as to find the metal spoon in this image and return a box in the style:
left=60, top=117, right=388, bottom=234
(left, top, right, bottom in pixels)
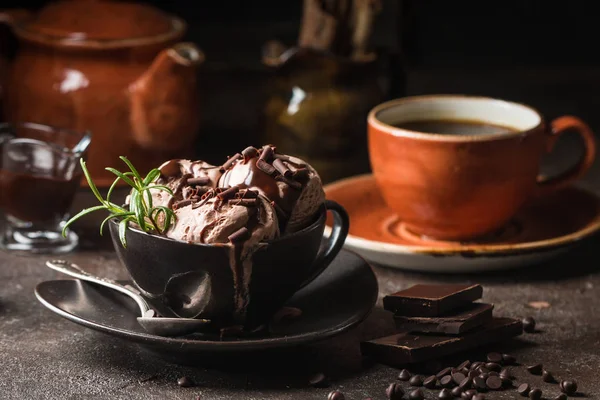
left=45, top=260, right=211, bottom=337
left=71, top=131, right=92, bottom=155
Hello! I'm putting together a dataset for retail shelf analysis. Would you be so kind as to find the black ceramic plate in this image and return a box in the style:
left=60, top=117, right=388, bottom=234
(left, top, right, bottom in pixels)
left=35, top=250, right=378, bottom=355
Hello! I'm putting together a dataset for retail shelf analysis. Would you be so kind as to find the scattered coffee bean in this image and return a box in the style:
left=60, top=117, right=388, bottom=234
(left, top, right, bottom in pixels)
left=409, top=375, right=424, bottom=387
left=436, top=367, right=453, bottom=379
left=486, top=353, right=503, bottom=364
left=485, top=362, right=501, bottom=372
left=452, top=386, right=464, bottom=397
left=440, top=375, right=454, bottom=388
left=177, top=376, right=194, bottom=388
left=398, top=369, right=412, bottom=381
left=473, top=395, right=485, bottom=400
left=473, top=376, right=487, bottom=391
left=526, top=363, right=543, bottom=375
left=468, top=370, right=479, bottom=379
left=309, top=372, right=329, bottom=388
left=502, top=354, right=517, bottom=365
left=459, top=377, right=472, bottom=391
left=528, top=388, right=542, bottom=400
left=542, top=370, right=556, bottom=383
left=452, top=372, right=466, bottom=385
left=409, top=388, right=424, bottom=400
left=424, top=375, right=438, bottom=389
left=517, top=383, right=531, bottom=396
left=458, top=360, right=471, bottom=370
left=560, top=379, right=578, bottom=395
left=328, top=390, right=345, bottom=400
left=499, top=368, right=512, bottom=380
left=386, top=382, right=404, bottom=400
left=462, top=389, right=478, bottom=400
left=439, top=388, right=453, bottom=400
left=522, top=316, right=536, bottom=333
left=553, top=394, right=568, bottom=400
left=485, top=376, right=503, bottom=390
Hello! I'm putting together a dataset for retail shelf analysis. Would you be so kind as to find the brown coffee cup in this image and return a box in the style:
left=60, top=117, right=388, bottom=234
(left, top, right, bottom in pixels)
left=368, top=95, right=596, bottom=241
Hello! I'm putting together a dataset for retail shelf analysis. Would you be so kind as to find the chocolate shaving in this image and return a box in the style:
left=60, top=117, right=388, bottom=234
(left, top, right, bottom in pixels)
left=173, top=199, right=192, bottom=209
left=173, top=173, right=193, bottom=194
left=217, top=186, right=240, bottom=201
left=259, top=146, right=275, bottom=162
left=273, top=158, right=293, bottom=177
left=292, top=167, right=310, bottom=183
left=242, top=146, right=259, bottom=162
left=235, top=189, right=259, bottom=199
left=190, top=195, right=201, bottom=202
left=276, top=175, right=302, bottom=190
left=274, top=154, right=291, bottom=161
left=229, top=198, right=258, bottom=207
left=220, top=153, right=242, bottom=172
left=256, top=159, right=277, bottom=176
left=201, top=189, right=216, bottom=200
left=228, top=227, right=251, bottom=244
left=187, top=176, right=211, bottom=186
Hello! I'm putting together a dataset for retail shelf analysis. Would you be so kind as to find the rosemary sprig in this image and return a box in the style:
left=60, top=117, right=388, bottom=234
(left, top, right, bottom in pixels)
left=62, top=156, right=177, bottom=247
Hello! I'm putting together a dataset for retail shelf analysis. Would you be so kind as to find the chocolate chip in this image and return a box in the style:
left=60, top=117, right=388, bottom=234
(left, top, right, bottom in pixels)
left=458, top=360, right=471, bottom=370
left=440, top=375, right=454, bottom=388
left=476, top=366, right=490, bottom=375
left=424, top=375, right=438, bottom=389
left=328, top=390, right=345, bottom=400
left=473, top=377, right=487, bottom=391
left=468, top=370, right=479, bottom=379
left=502, top=354, right=517, bottom=365
left=553, top=394, right=568, bottom=400
left=489, top=371, right=500, bottom=377
left=459, top=377, right=472, bottom=390
left=398, top=369, right=411, bottom=381
left=528, top=388, right=542, bottom=400
left=409, top=375, right=423, bottom=387
left=499, top=368, right=513, bottom=380
left=526, top=363, right=543, bottom=375
left=177, top=376, right=194, bottom=387
left=522, top=316, right=536, bottom=333
left=485, top=363, right=501, bottom=372
left=478, top=373, right=489, bottom=381
left=470, top=362, right=484, bottom=371
left=462, top=389, right=478, bottom=399
left=452, top=372, right=466, bottom=385
left=436, top=367, right=453, bottom=379
left=386, top=382, right=404, bottom=400
left=452, top=386, right=463, bottom=397
left=438, top=388, right=453, bottom=400
left=409, top=389, right=424, bottom=400
left=560, top=379, right=578, bottom=395
left=485, top=376, right=503, bottom=390
left=473, top=395, right=485, bottom=400
left=542, top=370, right=556, bottom=383
left=309, top=372, right=329, bottom=388
left=486, top=353, right=503, bottom=363
left=517, top=383, right=531, bottom=396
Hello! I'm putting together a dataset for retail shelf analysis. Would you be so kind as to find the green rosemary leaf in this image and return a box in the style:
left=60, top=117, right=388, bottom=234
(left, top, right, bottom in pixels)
left=130, top=191, right=147, bottom=231
left=119, top=156, right=143, bottom=183
left=62, top=205, right=107, bottom=237
left=152, top=206, right=176, bottom=233
left=142, top=185, right=174, bottom=196
left=143, top=168, right=161, bottom=186
left=99, top=212, right=134, bottom=236
left=105, top=167, right=137, bottom=188
left=118, top=217, right=129, bottom=247
left=80, top=159, right=106, bottom=206
left=106, top=172, right=134, bottom=203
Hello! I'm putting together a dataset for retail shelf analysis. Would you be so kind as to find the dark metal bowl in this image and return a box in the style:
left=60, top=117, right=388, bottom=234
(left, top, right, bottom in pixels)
left=108, top=200, right=349, bottom=329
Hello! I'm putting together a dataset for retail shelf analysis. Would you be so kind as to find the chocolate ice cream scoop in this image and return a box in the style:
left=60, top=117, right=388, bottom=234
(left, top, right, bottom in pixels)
left=218, top=145, right=325, bottom=232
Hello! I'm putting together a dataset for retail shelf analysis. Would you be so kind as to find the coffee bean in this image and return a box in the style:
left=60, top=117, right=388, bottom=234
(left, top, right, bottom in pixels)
left=309, top=372, right=329, bottom=388
left=473, top=395, right=485, bottom=400
left=177, top=376, right=194, bottom=388
left=452, top=386, right=464, bottom=397
left=486, top=353, right=503, bottom=364
left=473, top=377, right=487, bottom=391
left=409, top=388, right=424, bottom=400
left=439, top=388, right=453, bottom=400
left=424, top=375, right=438, bottom=389
left=398, top=369, right=412, bottom=381
left=409, top=375, right=423, bottom=387
left=468, top=370, right=479, bottom=379
left=462, top=389, right=478, bottom=400
left=560, top=379, right=578, bottom=395
left=452, top=372, right=466, bottom=385
left=499, top=368, right=513, bottom=380
left=529, top=388, right=542, bottom=400
left=553, top=394, right=568, bottom=400
left=522, top=316, right=536, bottom=333
left=436, top=367, right=453, bottom=379
left=328, top=390, right=345, bottom=400
left=459, top=377, right=472, bottom=390
left=517, top=383, right=531, bottom=396
left=439, top=375, right=453, bottom=388
left=458, top=360, right=471, bottom=370
left=386, top=382, right=404, bottom=400
left=502, top=354, right=517, bottom=365
left=542, top=370, right=556, bottom=383
left=526, top=363, right=543, bottom=375
left=485, top=376, right=503, bottom=390
left=485, top=362, right=501, bottom=372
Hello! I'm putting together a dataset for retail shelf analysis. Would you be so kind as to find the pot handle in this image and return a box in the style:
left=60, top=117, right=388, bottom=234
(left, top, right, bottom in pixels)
left=0, top=9, right=31, bottom=26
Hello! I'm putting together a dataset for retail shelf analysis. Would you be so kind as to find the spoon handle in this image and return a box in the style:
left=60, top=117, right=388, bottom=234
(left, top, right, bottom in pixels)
left=45, top=260, right=150, bottom=315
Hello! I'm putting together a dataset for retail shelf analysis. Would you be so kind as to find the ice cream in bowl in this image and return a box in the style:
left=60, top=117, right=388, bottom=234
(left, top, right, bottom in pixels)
left=64, top=145, right=349, bottom=333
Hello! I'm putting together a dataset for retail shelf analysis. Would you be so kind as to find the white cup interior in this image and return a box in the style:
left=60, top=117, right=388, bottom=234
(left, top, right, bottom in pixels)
left=375, top=96, right=541, bottom=135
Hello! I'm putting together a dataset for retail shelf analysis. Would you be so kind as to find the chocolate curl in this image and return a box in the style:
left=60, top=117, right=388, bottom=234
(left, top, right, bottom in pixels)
left=274, top=154, right=291, bottom=162
left=194, top=187, right=211, bottom=196
left=182, top=186, right=197, bottom=200
left=292, top=167, right=310, bottom=183
left=259, top=146, right=275, bottom=163
left=276, top=175, right=302, bottom=190
left=256, top=159, right=277, bottom=177
left=235, top=189, right=259, bottom=199
left=273, top=158, right=293, bottom=178
left=190, top=195, right=201, bottom=202
left=229, top=198, right=258, bottom=207
left=228, top=227, right=251, bottom=244
left=242, top=146, right=259, bottom=163
left=187, top=176, right=211, bottom=186
left=201, top=188, right=217, bottom=200
left=217, top=186, right=240, bottom=201
left=173, top=199, right=192, bottom=209
left=220, top=153, right=242, bottom=172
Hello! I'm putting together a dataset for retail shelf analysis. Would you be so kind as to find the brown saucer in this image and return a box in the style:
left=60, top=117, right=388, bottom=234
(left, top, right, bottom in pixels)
left=324, top=174, right=600, bottom=272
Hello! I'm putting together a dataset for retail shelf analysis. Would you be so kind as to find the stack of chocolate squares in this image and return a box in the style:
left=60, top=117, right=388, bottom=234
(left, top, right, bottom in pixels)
left=361, top=284, right=523, bottom=366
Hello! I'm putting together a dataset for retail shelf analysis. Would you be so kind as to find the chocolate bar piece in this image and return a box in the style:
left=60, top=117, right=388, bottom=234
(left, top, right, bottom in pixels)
left=394, top=303, right=494, bottom=334
left=383, top=284, right=483, bottom=317
left=361, top=318, right=522, bottom=366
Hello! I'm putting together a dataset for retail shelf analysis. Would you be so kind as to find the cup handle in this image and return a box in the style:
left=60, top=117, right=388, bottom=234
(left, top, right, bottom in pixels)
left=535, top=116, right=596, bottom=197
left=297, top=200, right=350, bottom=290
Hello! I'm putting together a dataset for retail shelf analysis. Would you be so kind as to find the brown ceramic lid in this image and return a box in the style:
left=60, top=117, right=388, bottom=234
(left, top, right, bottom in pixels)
left=21, top=0, right=175, bottom=41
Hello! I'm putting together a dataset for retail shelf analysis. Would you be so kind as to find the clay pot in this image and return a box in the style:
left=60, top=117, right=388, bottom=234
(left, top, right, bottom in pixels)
left=0, top=1, right=204, bottom=187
